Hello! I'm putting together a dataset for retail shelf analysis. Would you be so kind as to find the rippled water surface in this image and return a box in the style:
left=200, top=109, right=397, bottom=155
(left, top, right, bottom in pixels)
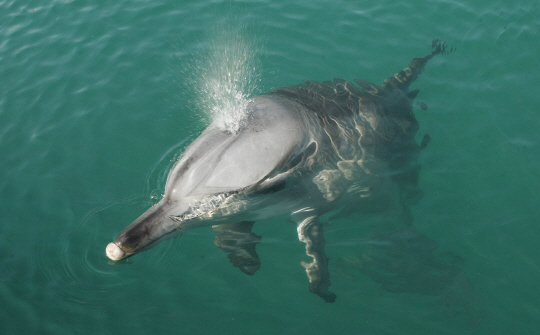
left=1, top=0, right=539, bottom=334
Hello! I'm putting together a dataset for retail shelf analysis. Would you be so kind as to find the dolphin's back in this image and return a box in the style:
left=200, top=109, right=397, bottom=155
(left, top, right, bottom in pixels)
left=272, top=79, right=419, bottom=157
left=270, top=75, right=424, bottom=206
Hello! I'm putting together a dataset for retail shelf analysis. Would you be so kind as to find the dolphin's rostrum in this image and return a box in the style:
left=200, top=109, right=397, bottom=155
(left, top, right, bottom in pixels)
left=106, top=41, right=447, bottom=302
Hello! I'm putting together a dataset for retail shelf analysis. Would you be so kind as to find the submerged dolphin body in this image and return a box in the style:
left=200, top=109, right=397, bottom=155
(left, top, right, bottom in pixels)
left=106, top=42, right=446, bottom=302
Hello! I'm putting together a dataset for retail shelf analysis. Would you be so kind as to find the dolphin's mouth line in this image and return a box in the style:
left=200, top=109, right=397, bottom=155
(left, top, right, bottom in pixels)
left=107, top=222, right=186, bottom=261
left=171, top=189, right=246, bottom=223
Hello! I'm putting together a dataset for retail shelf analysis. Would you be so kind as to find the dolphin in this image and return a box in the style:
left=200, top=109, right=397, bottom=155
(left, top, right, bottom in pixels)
left=106, top=41, right=447, bottom=302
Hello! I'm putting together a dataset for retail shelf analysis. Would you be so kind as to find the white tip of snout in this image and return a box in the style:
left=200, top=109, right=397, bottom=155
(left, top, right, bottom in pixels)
left=106, top=242, right=126, bottom=261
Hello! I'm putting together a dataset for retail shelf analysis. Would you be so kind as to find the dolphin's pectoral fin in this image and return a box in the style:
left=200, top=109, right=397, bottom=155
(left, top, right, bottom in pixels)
left=212, top=221, right=262, bottom=275
left=297, top=216, right=336, bottom=302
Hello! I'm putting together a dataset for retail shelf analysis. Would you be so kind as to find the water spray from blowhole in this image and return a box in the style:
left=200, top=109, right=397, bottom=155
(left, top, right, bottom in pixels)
left=195, top=26, right=262, bottom=134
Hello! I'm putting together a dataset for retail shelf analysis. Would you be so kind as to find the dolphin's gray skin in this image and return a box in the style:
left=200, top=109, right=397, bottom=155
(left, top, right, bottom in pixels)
left=106, top=42, right=446, bottom=302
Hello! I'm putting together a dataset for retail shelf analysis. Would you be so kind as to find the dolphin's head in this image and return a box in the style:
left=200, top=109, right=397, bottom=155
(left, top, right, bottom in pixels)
left=106, top=95, right=309, bottom=261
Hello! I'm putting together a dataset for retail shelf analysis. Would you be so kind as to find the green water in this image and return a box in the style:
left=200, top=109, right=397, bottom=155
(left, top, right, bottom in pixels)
left=1, top=0, right=539, bottom=334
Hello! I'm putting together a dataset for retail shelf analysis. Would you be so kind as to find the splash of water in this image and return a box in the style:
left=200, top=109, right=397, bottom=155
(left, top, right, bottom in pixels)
left=196, top=27, right=261, bottom=133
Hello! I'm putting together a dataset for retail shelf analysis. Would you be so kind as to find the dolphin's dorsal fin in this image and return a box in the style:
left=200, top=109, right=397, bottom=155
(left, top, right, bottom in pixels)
left=382, top=40, right=448, bottom=92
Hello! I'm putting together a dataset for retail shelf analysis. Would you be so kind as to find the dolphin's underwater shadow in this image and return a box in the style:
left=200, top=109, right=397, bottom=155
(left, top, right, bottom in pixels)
left=106, top=41, right=478, bottom=309
left=334, top=226, right=485, bottom=324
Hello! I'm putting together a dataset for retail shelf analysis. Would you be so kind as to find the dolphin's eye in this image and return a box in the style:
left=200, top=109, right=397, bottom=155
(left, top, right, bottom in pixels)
left=254, top=179, right=286, bottom=195
left=283, top=142, right=318, bottom=172
left=304, top=142, right=317, bottom=157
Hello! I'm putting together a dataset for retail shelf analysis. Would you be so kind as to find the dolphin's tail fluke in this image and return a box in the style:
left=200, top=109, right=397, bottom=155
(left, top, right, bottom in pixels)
left=382, top=40, right=451, bottom=92
left=352, top=40, right=450, bottom=97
